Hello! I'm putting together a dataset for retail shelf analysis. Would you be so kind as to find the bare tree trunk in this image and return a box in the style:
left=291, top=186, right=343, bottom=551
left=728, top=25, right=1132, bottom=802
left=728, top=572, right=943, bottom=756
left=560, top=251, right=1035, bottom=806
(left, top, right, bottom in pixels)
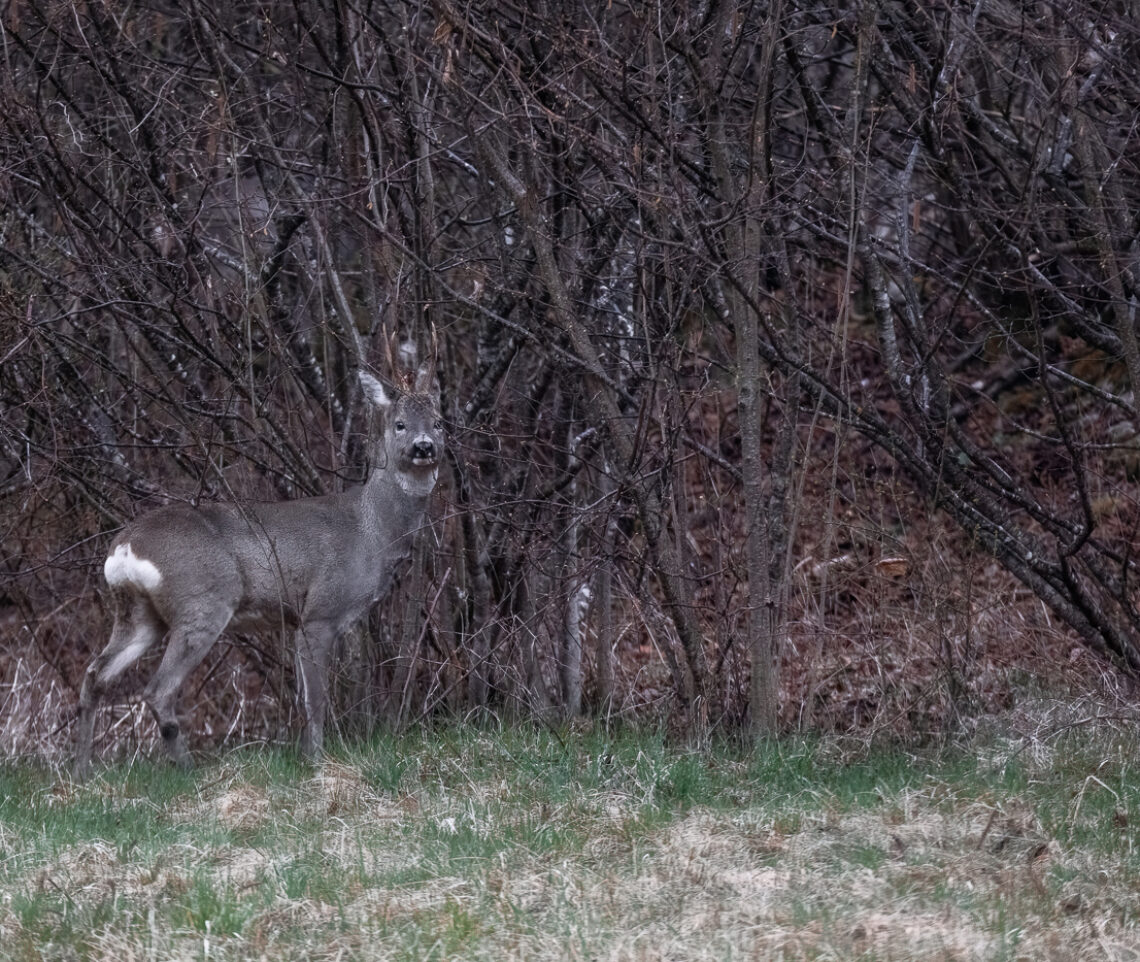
left=462, top=507, right=492, bottom=710
left=704, top=2, right=790, bottom=736
left=393, top=533, right=426, bottom=727
left=516, top=568, right=552, bottom=719
left=593, top=468, right=617, bottom=719
left=736, top=313, right=779, bottom=735
left=559, top=462, right=583, bottom=718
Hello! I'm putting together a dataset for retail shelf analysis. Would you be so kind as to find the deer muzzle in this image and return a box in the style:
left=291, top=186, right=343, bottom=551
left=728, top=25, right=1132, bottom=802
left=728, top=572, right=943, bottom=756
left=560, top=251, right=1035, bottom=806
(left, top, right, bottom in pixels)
left=411, top=437, right=436, bottom=464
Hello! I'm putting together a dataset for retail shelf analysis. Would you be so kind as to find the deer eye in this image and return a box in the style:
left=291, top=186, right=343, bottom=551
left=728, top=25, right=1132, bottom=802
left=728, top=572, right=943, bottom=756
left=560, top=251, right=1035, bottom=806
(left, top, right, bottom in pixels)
left=434, top=420, right=442, bottom=430
left=395, top=421, right=406, bottom=432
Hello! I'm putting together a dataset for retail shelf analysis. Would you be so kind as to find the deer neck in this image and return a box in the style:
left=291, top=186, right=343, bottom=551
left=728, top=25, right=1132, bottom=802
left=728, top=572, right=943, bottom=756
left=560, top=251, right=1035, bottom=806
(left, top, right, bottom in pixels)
left=360, top=460, right=436, bottom=519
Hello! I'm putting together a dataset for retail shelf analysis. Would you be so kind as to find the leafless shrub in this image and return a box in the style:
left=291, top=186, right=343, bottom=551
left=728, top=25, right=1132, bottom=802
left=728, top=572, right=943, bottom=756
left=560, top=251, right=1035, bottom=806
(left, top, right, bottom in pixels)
left=2, top=0, right=1137, bottom=759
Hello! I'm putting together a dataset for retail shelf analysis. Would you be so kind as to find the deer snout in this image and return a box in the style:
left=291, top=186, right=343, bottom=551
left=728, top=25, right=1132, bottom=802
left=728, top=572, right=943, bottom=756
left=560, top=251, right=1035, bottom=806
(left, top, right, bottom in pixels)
left=411, top=437, right=437, bottom=463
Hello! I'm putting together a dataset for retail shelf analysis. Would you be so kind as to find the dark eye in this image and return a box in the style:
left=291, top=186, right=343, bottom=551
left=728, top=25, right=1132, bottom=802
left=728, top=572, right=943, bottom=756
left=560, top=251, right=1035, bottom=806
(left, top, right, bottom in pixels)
left=395, top=421, right=406, bottom=431
left=434, top=420, right=442, bottom=430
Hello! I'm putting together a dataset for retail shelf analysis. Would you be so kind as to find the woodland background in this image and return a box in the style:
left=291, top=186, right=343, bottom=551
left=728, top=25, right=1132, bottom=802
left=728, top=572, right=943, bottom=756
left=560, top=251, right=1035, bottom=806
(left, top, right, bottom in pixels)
left=2, top=0, right=1139, bottom=758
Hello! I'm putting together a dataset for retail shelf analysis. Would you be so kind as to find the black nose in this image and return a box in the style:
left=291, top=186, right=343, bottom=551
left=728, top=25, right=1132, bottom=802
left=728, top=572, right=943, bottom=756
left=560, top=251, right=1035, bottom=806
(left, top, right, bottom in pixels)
left=412, top=440, right=435, bottom=460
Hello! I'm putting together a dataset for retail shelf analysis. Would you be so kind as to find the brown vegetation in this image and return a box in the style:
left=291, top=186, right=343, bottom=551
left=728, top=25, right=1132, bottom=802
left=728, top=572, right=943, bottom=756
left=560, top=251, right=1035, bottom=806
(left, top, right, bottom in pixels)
left=2, top=0, right=1139, bottom=760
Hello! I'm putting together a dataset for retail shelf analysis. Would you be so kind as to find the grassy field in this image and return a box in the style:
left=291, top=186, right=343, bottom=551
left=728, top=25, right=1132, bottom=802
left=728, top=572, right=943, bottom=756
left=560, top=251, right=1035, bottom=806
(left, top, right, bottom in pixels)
left=1, top=703, right=1138, bottom=961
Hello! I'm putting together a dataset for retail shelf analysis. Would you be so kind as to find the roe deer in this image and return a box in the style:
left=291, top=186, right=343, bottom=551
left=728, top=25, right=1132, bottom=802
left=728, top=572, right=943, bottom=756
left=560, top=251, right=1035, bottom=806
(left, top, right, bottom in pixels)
left=74, top=364, right=442, bottom=777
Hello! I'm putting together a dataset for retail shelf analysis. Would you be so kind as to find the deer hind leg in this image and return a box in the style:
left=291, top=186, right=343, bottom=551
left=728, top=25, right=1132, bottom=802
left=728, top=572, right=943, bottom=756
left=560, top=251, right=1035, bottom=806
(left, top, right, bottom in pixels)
left=295, top=621, right=337, bottom=757
left=74, top=594, right=164, bottom=779
left=142, top=611, right=231, bottom=769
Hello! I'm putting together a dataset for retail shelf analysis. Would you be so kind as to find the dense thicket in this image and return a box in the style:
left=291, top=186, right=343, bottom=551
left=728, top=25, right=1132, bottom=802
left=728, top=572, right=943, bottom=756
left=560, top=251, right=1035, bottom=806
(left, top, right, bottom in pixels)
left=2, top=0, right=1138, bottom=750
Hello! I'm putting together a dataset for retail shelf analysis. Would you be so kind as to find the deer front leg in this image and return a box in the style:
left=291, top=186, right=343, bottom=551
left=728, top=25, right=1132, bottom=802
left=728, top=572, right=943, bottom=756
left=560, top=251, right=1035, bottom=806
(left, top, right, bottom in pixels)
left=295, top=622, right=336, bottom=757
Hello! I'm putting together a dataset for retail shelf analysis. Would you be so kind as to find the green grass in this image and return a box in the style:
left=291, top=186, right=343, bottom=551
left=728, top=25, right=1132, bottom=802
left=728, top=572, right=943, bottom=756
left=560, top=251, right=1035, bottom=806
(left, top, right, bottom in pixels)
left=0, top=712, right=1138, bottom=959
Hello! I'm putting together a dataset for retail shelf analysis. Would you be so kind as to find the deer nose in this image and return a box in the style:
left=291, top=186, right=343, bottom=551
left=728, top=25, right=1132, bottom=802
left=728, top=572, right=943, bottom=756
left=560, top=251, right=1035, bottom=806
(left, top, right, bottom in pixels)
left=411, top=438, right=436, bottom=461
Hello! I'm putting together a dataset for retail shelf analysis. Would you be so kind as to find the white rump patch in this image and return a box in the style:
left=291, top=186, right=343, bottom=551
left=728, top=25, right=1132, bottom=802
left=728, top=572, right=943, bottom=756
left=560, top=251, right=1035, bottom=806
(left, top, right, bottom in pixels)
left=104, top=543, right=163, bottom=591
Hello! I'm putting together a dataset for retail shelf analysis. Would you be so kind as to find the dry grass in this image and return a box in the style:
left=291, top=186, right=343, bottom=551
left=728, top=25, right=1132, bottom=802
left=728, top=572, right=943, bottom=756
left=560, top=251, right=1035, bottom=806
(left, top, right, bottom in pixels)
left=0, top=655, right=72, bottom=762
left=0, top=705, right=1138, bottom=960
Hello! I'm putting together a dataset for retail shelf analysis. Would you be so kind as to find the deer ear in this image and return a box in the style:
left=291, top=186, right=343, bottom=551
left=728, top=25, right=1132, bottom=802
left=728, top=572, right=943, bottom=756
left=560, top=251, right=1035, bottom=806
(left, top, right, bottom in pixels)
left=414, top=360, right=440, bottom=402
left=358, top=371, right=391, bottom=409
